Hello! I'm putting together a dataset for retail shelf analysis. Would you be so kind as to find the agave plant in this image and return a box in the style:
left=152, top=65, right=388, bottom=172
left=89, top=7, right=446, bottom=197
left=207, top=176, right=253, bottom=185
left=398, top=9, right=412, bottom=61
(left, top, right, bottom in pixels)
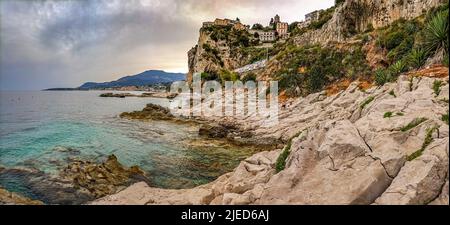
left=423, top=10, right=449, bottom=55
left=390, top=60, right=406, bottom=77
left=374, top=68, right=391, bottom=86
left=408, top=48, right=428, bottom=69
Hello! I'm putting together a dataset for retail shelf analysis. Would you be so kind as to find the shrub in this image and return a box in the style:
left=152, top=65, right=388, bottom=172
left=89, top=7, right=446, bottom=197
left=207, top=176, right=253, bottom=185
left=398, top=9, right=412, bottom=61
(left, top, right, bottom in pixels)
left=275, top=131, right=304, bottom=173
left=365, top=23, right=374, bottom=33
left=442, top=111, right=449, bottom=125
left=309, top=7, right=335, bottom=30
left=275, top=140, right=291, bottom=173
left=386, top=36, right=414, bottom=62
left=375, top=69, right=390, bottom=86
left=407, top=126, right=438, bottom=161
left=432, top=80, right=443, bottom=96
left=360, top=96, right=375, bottom=109
left=384, top=31, right=406, bottom=50
left=389, top=60, right=406, bottom=77
left=335, top=0, right=345, bottom=5
left=408, top=48, right=428, bottom=69
left=242, top=72, right=257, bottom=83
left=384, top=112, right=393, bottom=118
left=218, top=69, right=239, bottom=83
left=400, top=117, right=428, bottom=132
left=389, top=90, right=396, bottom=97
left=201, top=72, right=218, bottom=81
left=423, top=10, right=449, bottom=55
left=444, top=53, right=449, bottom=66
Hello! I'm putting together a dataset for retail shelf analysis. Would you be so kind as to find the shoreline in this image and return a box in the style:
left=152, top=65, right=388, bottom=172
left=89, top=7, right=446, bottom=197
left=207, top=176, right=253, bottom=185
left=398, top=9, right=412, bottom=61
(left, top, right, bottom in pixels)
left=92, top=73, right=449, bottom=205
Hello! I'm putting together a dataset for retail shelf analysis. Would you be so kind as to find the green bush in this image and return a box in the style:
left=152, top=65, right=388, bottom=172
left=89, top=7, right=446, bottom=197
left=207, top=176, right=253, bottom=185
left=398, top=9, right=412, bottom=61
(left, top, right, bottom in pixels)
left=360, top=96, right=375, bottom=109
left=242, top=72, right=257, bottom=83
left=389, top=60, right=406, bottom=77
left=423, top=10, right=449, bottom=55
left=384, top=31, right=406, bottom=50
left=408, top=48, right=428, bottom=69
left=201, top=72, right=218, bottom=81
left=444, top=53, right=449, bottom=66
left=400, top=117, right=428, bottom=132
left=275, top=131, right=304, bottom=173
left=386, top=37, right=413, bottom=62
left=384, top=112, right=393, bottom=118
left=442, top=111, right=449, bottom=125
left=310, top=7, right=335, bottom=30
left=335, top=0, right=345, bottom=5
left=432, top=80, right=443, bottom=96
left=275, top=140, right=291, bottom=173
left=218, top=69, right=239, bottom=83
left=375, top=69, right=390, bottom=86
left=389, top=90, right=396, bottom=97
left=407, top=126, right=438, bottom=161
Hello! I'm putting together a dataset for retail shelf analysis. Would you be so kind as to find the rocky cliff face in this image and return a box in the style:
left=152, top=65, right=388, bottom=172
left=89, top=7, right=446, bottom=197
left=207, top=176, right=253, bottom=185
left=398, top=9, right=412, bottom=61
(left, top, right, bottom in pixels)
left=92, top=67, right=449, bottom=205
left=295, top=0, right=445, bottom=45
left=187, top=27, right=251, bottom=83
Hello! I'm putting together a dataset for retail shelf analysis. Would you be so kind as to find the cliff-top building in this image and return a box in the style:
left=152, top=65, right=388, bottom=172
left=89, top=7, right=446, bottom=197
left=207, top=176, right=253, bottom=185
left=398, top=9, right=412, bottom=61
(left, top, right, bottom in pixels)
left=274, top=14, right=281, bottom=24
left=297, top=10, right=323, bottom=29
left=276, top=22, right=289, bottom=38
left=201, top=18, right=247, bottom=30
left=259, top=31, right=276, bottom=42
left=305, top=10, right=321, bottom=23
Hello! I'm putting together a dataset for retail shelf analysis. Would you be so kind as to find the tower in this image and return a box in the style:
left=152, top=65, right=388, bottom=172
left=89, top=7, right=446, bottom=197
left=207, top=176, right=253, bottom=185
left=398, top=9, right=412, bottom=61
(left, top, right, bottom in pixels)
left=274, top=14, right=280, bottom=24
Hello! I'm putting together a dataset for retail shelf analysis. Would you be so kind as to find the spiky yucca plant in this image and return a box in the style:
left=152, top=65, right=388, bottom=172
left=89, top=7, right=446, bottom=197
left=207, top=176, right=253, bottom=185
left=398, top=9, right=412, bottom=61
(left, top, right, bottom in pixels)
left=423, top=10, right=449, bottom=55
left=390, top=60, right=406, bottom=76
left=408, top=48, right=428, bottom=69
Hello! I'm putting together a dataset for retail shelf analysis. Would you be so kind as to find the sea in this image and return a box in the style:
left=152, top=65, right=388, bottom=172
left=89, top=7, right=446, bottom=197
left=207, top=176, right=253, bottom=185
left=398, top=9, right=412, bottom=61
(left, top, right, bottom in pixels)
left=0, top=91, right=258, bottom=203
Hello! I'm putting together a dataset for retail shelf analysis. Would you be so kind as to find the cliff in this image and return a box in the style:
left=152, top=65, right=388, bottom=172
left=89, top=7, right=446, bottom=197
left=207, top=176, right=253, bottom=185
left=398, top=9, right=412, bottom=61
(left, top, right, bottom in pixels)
left=295, top=0, right=446, bottom=45
left=186, top=24, right=263, bottom=83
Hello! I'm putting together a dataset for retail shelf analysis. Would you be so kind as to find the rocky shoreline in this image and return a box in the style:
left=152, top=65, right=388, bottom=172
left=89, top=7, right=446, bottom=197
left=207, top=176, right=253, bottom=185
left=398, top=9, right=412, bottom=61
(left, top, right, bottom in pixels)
left=119, top=103, right=282, bottom=150
left=0, top=154, right=150, bottom=205
left=92, top=73, right=449, bottom=205
left=99, top=92, right=177, bottom=99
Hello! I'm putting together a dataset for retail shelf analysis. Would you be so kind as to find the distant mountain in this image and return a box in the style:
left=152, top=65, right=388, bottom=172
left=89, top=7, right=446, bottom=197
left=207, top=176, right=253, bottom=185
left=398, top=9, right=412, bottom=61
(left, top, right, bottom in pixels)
left=78, top=70, right=185, bottom=90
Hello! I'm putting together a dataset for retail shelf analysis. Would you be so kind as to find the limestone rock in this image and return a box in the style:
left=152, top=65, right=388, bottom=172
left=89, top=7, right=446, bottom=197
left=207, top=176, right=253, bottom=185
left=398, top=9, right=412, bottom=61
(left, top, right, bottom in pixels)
left=120, top=103, right=174, bottom=120
left=61, top=155, right=149, bottom=198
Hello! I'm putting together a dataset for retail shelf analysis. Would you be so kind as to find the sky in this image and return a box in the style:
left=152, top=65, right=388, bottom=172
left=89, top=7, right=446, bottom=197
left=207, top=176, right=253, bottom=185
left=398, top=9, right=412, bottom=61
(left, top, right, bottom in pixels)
left=0, top=0, right=334, bottom=90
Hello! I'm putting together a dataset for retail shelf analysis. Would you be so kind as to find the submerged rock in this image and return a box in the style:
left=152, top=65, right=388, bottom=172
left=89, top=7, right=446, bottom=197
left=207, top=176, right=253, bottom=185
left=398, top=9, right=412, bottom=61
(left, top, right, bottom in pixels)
left=61, top=155, right=149, bottom=198
left=100, top=93, right=135, bottom=98
left=120, top=103, right=174, bottom=120
left=198, top=124, right=232, bottom=138
left=0, top=187, right=44, bottom=205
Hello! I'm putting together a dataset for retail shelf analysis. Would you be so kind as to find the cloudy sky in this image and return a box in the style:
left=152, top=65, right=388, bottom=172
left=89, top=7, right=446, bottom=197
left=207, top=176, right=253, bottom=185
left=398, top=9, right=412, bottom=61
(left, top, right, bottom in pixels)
left=0, top=0, right=334, bottom=90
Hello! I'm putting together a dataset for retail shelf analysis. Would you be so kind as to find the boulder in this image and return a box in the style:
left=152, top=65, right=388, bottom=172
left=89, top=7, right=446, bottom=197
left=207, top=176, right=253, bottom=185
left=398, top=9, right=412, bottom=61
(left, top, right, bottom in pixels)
left=61, top=155, right=149, bottom=198
left=120, top=103, right=174, bottom=120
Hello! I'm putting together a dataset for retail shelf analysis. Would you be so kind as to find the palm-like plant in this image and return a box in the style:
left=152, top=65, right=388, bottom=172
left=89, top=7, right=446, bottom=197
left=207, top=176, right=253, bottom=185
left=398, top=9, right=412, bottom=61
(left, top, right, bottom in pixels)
left=408, top=48, right=428, bottom=69
left=390, top=60, right=406, bottom=76
left=423, top=10, right=449, bottom=55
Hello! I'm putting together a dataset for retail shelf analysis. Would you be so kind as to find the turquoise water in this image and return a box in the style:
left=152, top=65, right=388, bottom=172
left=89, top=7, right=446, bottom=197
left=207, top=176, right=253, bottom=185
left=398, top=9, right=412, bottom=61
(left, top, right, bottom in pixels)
left=0, top=91, right=259, bottom=203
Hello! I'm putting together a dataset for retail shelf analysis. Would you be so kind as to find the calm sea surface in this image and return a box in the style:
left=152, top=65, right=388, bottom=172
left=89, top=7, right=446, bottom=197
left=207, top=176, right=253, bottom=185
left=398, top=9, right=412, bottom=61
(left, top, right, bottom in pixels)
left=0, top=91, right=258, bottom=203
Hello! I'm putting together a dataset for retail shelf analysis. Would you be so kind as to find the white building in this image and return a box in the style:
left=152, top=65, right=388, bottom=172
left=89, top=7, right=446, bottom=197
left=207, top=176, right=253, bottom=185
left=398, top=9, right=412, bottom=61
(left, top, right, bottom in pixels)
left=259, top=31, right=276, bottom=42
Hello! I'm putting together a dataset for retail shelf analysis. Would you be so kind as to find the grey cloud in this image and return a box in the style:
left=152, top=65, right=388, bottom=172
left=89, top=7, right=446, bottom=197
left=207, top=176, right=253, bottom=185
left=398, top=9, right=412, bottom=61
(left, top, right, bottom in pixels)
left=0, top=0, right=333, bottom=90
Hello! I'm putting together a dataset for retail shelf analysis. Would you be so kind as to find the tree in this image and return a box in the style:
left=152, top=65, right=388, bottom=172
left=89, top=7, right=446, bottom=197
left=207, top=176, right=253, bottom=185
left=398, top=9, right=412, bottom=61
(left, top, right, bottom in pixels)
left=251, top=23, right=264, bottom=30
left=335, top=0, right=345, bottom=5
left=236, top=17, right=240, bottom=22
